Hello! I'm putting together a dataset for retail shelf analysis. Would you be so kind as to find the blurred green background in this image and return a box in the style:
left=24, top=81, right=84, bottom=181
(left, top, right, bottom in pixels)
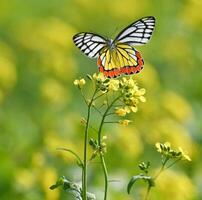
left=0, top=0, right=202, bottom=199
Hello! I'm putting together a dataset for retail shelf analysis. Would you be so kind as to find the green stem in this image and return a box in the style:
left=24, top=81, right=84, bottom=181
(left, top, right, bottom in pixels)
left=97, top=96, right=121, bottom=200
left=100, top=154, right=108, bottom=200
left=144, top=156, right=169, bottom=200
left=144, top=185, right=151, bottom=200
left=82, top=89, right=97, bottom=200
left=154, top=156, right=169, bottom=180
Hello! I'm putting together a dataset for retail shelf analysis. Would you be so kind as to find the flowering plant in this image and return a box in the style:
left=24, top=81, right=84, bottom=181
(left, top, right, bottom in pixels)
left=50, top=73, right=146, bottom=200
left=50, top=74, right=191, bottom=200
left=127, top=142, right=191, bottom=200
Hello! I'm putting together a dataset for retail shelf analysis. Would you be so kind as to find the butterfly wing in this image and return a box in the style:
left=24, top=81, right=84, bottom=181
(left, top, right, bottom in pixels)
left=98, top=16, right=155, bottom=77
left=114, top=16, right=155, bottom=45
left=98, top=43, right=144, bottom=78
left=73, top=33, right=107, bottom=58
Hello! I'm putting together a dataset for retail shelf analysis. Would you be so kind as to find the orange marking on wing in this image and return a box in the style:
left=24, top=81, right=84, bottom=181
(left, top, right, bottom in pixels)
left=97, top=51, right=144, bottom=78
left=131, top=67, right=136, bottom=73
left=108, top=70, right=114, bottom=78
left=114, top=69, right=120, bottom=77
left=104, top=71, right=108, bottom=77
left=97, top=58, right=102, bottom=67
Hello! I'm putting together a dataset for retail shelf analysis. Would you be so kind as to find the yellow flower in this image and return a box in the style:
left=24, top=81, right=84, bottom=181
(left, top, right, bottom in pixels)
left=73, top=79, right=79, bottom=85
left=102, top=135, right=107, bottom=140
left=115, top=107, right=127, bottom=116
left=108, top=79, right=119, bottom=91
left=73, top=78, right=86, bottom=88
left=138, top=95, right=146, bottom=102
left=130, top=106, right=138, bottom=113
left=93, top=73, right=105, bottom=82
left=155, top=142, right=162, bottom=153
left=164, top=142, right=171, bottom=148
left=178, top=147, right=191, bottom=161
left=79, top=78, right=86, bottom=85
left=156, top=142, right=171, bottom=153
left=119, top=119, right=132, bottom=126
left=135, top=88, right=146, bottom=96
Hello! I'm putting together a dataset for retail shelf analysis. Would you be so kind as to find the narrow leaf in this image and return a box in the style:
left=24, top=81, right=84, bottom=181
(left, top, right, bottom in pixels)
left=127, top=174, right=154, bottom=194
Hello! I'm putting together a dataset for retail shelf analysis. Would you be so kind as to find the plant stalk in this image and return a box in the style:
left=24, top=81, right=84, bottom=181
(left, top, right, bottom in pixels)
left=82, top=89, right=97, bottom=200
left=97, top=95, right=121, bottom=200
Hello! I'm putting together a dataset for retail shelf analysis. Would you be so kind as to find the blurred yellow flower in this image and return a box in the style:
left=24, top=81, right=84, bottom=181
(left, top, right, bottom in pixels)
left=178, top=147, right=191, bottom=162
left=162, top=91, right=193, bottom=122
left=74, top=78, right=86, bottom=88
left=32, top=152, right=46, bottom=168
left=154, top=170, right=197, bottom=200
left=115, top=107, right=127, bottom=116
left=181, top=0, right=202, bottom=29
left=148, top=118, right=194, bottom=156
left=15, top=169, right=36, bottom=190
left=41, top=78, right=69, bottom=106
left=119, top=119, right=131, bottom=126
left=42, top=167, right=59, bottom=200
left=136, top=63, right=160, bottom=91
left=115, top=127, right=143, bottom=159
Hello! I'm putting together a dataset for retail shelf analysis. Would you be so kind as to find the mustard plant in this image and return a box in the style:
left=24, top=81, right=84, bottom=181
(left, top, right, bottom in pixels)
left=50, top=73, right=146, bottom=200
left=127, top=142, right=191, bottom=200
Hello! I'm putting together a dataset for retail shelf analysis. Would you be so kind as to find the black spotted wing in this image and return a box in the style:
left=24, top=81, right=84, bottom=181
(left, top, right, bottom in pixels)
left=114, top=16, right=155, bottom=45
left=73, top=33, right=107, bottom=58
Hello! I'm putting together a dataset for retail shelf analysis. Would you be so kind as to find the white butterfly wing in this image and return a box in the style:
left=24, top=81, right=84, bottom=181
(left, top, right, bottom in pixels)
left=73, top=33, right=107, bottom=58
left=115, top=16, right=155, bottom=46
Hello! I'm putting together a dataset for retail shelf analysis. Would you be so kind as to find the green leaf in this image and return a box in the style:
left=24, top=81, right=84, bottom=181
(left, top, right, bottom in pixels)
left=127, top=174, right=155, bottom=194
left=50, top=176, right=96, bottom=200
left=49, top=176, right=66, bottom=190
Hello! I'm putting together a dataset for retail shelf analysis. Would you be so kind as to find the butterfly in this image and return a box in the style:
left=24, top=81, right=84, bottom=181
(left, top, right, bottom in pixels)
left=73, top=16, right=155, bottom=78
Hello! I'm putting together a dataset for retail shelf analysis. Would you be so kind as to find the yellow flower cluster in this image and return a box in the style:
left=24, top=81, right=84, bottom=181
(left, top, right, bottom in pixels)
left=114, top=77, right=146, bottom=116
left=155, top=142, right=191, bottom=161
left=74, top=74, right=146, bottom=119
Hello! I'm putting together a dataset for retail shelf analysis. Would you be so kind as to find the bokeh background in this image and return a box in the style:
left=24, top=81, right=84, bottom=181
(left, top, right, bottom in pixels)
left=0, top=0, right=202, bottom=199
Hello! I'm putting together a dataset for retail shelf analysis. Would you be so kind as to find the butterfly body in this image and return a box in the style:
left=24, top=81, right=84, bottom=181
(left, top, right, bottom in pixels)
left=73, top=16, right=155, bottom=78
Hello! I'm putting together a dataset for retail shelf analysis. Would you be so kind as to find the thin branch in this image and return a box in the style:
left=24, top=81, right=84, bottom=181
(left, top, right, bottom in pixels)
left=80, top=90, right=88, bottom=106
left=94, top=92, right=106, bottom=100
left=92, top=105, right=103, bottom=116
left=144, top=184, right=152, bottom=200
left=56, top=148, right=83, bottom=168
left=105, top=112, right=116, bottom=116
left=104, top=121, right=119, bottom=124
left=165, top=158, right=181, bottom=169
